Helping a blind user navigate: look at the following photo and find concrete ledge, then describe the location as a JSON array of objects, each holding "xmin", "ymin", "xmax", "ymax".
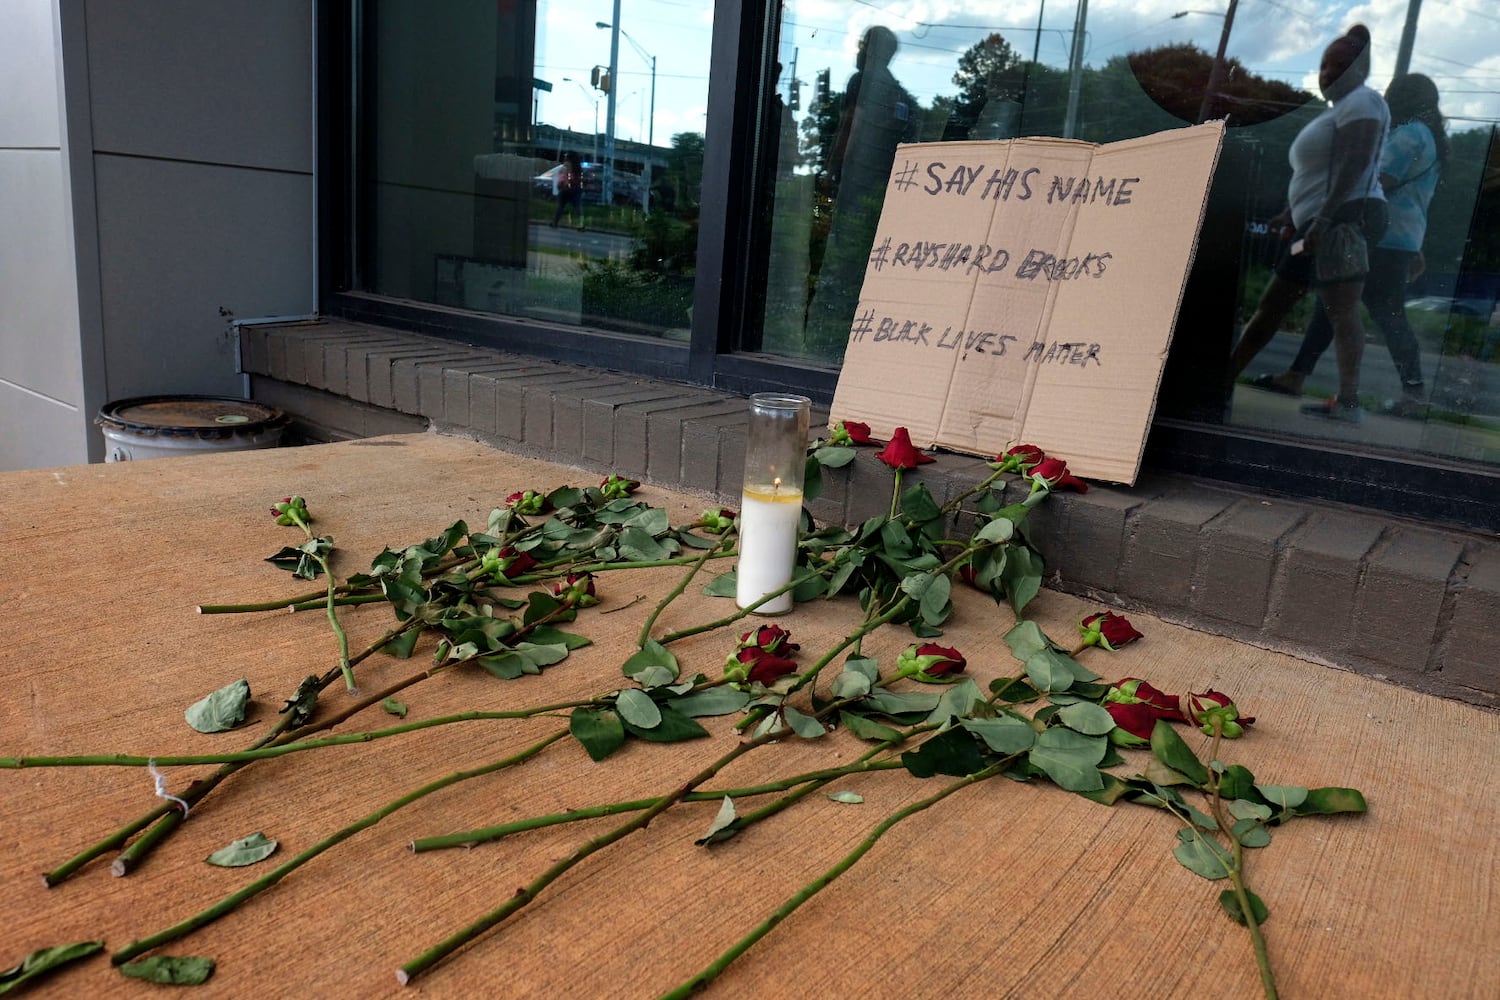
[{"xmin": 240, "ymin": 319, "xmax": 1500, "ymax": 708}]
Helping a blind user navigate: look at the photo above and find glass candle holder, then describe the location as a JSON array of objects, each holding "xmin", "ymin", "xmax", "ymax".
[{"xmin": 735, "ymin": 393, "xmax": 811, "ymax": 614}]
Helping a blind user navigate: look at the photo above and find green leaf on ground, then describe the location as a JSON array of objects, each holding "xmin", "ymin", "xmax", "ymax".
[
  {"xmin": 826, "ymin": 790, "xmax": 864, "ymax": 804},
  {"xmin": 205, "ymin": 832, "xmax": 279, "ymax": 868},
  {"xmin": 1056, "ymin": 701, "xmax": 1116, "ymax": 736},
  {"xmin": 621, "ymin": 704, "xmax": 710, "ymax": 743},
  {"xmin": 1028, "ymin": 728, "xmax": 1107, "ymax": 791},
  {"xmin": 901, "ymin": 728, "xmax": 988, "ymax": 778},
  {"xmin": 695, "ymin": 796, "xmax": 738, "ymax": 845},
  {"xmin": 703, "ymin": 569, "xmax": 737, "ymax": 597},
  {"xmin": 782, "ymin": 706, "xmax": 827, "ymax": 739},
  {"xmin": 1294, "ymin": 786, "xmax": 1368, "ymax": 816},
  {"xmin": 0, "ymin": 941, "xmax": 104, "ymax": 994},
  {"xmin": 622, "ymin": 640, "xmax": 679, "ymax": 681},
  {"xmin": 667, "ymin": 687, "xmax": 750, "ymax": 718},
  {"xmin": 1173, "ymin": 828, "xmax": 1234, "ymax": 879},
  {"xmin": 185, "ymin": 679, "xmax": 251, "ymax": 734},
  {"xmin": 119, "ymin": 955, "xmax": 216, "ymax": 985},
  {"xmin": 380, "ymin": 697, "xmax": 408, "ymax": 718},
  {"xmin": 839, "ymin": 712, "xmax": 904, "ymax": 743},
  {"xmin": 569, "ymin": 708, "xmax": 625, "ymax": 762},
  {"xmin": 961, "ymin": 715, "xmax": 1037, "ymax": 755},
  {"xmin": 614, "ymin": 688, "xmax": 662, "ymax": 729},
  {"xmin": 1219, "ymin": 888, "xmax": 1270, "ymax": 927},
  {"xmin": 1151, "ymin": 719, "xmax": 1211, "ymax": 786}
]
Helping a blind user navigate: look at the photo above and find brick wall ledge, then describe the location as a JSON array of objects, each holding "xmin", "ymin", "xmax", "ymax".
[{"xmin": 239, "ymin": 318, "xmax": 1500, "ymax": 708}]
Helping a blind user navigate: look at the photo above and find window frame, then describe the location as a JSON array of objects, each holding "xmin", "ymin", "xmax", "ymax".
[{"xmin": 315, "ymin": 0, "xmax": 1500, "ymax": 534}]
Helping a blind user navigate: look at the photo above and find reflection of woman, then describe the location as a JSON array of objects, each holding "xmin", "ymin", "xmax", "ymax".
[
  {"xmin": 1249, "ymin": 74, "xmax": 1447, "ymax": 417},
  {"xmin": 1229, "ymin": 25, "xmax": 1389, "ymax": 423},
  {"xmin": 551, "ymin": 151, "xmax": 584, "ymax": 229},
  {"xmin": 805, "ymin": 25, "xmax": 911, "ymax": 355}
]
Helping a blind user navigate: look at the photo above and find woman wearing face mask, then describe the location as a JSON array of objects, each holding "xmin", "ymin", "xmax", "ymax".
[{"xmin": 1229, "ymin": 24, "xmax": 1389, "ymax": 423}]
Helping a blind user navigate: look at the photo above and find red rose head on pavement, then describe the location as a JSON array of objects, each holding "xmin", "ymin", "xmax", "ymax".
[
  {"xmin": 551, "ymin": 572, "xmax": 599, "ymax": 608},
  {"xmin": 895, "ymin": 643, "xmax": 967, "ymax": 683},
  {"xmin": 599, "ymin": 474, "xmax": 641, "ymax": 500},
  {"xmin": 737, "ymin": 624, "xmax": 798, "ymax": 656},
  {"xmin": 1079, "ymin": 611, "xmax": 1145, "ymax": 651},
  {"xmin": 1104, "ymin": 700, "xmax": 1159, "ymax": 746},
  {"xmin": 874, "ymin": 427, "xmax": 935, "ymax": 470},
  {"xmin": 1182, "ymin": 690, "xmax": 1255, "ymax": 738}
]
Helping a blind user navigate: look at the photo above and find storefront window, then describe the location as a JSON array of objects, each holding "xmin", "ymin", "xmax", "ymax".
[
  {"xmin": 753, "ymin": 1, "xmax": 1499, "ymax": 473},
  {"xmin": 357, "ymin": 0, "xmax": 711, "ymax": 342}
]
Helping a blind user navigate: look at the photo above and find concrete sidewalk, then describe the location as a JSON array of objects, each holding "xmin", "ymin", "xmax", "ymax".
[{"xmin": 2, "ymin": 434, "xmax": 1496, "ymax": 998}]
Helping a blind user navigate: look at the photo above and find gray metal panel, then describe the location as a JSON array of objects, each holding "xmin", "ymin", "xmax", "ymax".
[
  {"xmin": 0, "ymin": 0, "xmax": 62, "ymax": 148},
  {"xmin": 92, "ymin": 153, "xmax": 313, "ymax": 398},
  {"xmin": 83, "ymin": 0, "xmax": 312, "ymax": 172},
  {"xmin": 0, "ymin": 149, "xmax": 84, "ymax": 404},
  {"xmin": 0, "ymin": 382, "xmax": 89, "ymax": 470}
]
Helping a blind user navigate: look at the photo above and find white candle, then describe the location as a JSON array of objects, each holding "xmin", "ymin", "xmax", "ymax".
[{"xmin": 736, "ymin": 481, "xmax": 802, "ymax": 614}]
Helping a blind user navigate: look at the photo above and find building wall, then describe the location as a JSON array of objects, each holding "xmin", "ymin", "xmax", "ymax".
[
  {"xmin": 0, "ymin": 0, "xmax": 317, "ymax": 472},
  {"xmin": 0, "ymin": 1, "xmax": 88, "ymax": 469}
]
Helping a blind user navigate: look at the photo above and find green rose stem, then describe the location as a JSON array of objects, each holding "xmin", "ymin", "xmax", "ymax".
[
  {"xmin": 109, "ymin": 727, "xmax": 570, "ymax": 968},
  {"xmin": 41, "ymin": 616, "xmax": 421, "ymax": 885},
  {"xmin": 1202, "ymin": 723, "xmax": 1279, "ymax": 1000},
  {"xmin": 635, "ymin": 535, "xmax": 733, "ymax": 649},
  {"xmin": 659, "ymin": 759, "xmax": 1009, "ymax": 1000},
  {"xmin": 394, "ymin": 721, "xmax": 800, "ymax": 986},
  {"xmin": 394, "ymin": 574, "xmax": 946, "ymax": 986},
  {"xmin": 0, "ymin": 702, "xmax": 608, "ymax": 770},
  {"xmin": 197, "ymin": 592, "xmax": 388, "ymax": 615},
  {"xmin": 407, "ymin": 758, "xmax": 906, "ymax": 853}
]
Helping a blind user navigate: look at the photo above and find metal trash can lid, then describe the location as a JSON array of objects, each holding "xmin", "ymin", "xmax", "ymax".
[{"xmin": 96, "ymin": 395, "xmax": 289, "ymax": 440}]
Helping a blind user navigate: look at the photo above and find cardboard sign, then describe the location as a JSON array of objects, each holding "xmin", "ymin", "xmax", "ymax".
[{"xmin": 829, "ymin": 122, "xmax": 1224, "ymax": 484}]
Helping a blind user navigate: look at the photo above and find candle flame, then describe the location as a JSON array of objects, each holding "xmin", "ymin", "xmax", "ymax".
[{"xmin": 773, "ymin": 476, "xmax": 782, "ymax": 494}]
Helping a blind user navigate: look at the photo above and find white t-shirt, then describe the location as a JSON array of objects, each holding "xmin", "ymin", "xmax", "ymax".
[{"xmin": 1286, "ymin": 85, "xmax": 1390, "ymax": 229}]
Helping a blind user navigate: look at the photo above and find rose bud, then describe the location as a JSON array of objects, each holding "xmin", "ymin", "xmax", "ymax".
[
  {"xmin": 1182, "ymin": 690, "xmax": 1255, "ymax": 738},
  {"xmin": 551, "ymin": 572, "xmax": 599, "ymax": 608},
  {"xmin": 1079, "ymin": 611, "xmax": 1145, "ymax": 651},
  {"xmin": 505, "ymin": 490, "xmax": 549, "ymax": 515},
  {"xmin": 874, "ymin": 427, "xmax": 935, "ymax": 470},
  {"xmin": 894, "ymin": 643, "xmax": 967, "ymax": 683},
  {"xmin": 599, "ymin": 474, "xmax": 641, "ymax": 500},
  {"xmin": 1104, "ymin": 700, "xmax": 1158, "ymax": 746},
  {"xmin": 724, "ymin": 647, "xmax": 799, "ymax": 687},
  {"xmin": 736, "ymin": 623, "xmax": 798, "ymax": 656},
  {"xmin": 989, "ymin": 443, "xmax": 1046, "ymax": 473},
  {"xmin": 701, "ymin": 508, "xmax": 738, "ymax": 534},
  {"xmin": 829, "ymin": 420, "xmax": 875, "ymax": 446},
  {"xmin": 270, "ymin": 496, "xmax": 310, "ymax": 526}
]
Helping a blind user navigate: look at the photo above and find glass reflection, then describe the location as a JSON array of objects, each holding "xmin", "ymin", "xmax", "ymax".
[
  {"xmin": 759, "ymin": 1, "xmax": 1499, "ymax": 467},
  {"xmin": 361, "ymin": 0, "xmax": 709, "ymax": 342}
]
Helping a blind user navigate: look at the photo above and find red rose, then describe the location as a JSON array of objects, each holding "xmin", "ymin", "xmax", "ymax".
[
  {"xmin": 834, "ymin": 420, "xmax": 874, "ymax": 445},
  {"xmin": 992, "ymin": 444, "xmax": 1045, "ymax": 473},
  {"xmin": 599, "ymin": 474, "xmax": 641, "ymax": 499},
  {"xmin": 1105, "ymin": 700, "xmax": 1158, "ymax": 745},
  {"xmin": 732, "ymin": 647, "xmax": 799, "ymax": 685},
  {"xmin": 1106, "ymin": 678, "xmax": 1179, "ymax": 716},
  {"xmin": 495, "ymin": 546, "xmax": 537, "ymax": 576},
  {"xmin": 895, "ymin": 642, "xmax": 967, "ymax": 682},
  {"xmin": 1181, "ymin": 690, "xmax": 1254, "ymax": 738},
  {"xmin": 737, "ymin": 624, "xmax": 798, "ymax": 655},
  {"xmin": 875, "ymin": 427, "xmax": 935, "ymax": 470},
  {"xmin": 1032, "ymin": 456, "xmax": 1088, "ymax": 493},
  {"xmin": 1080, "ymin": 611, "xmax": 1144, "ymax": 650},
  {"xmin": 550, "ymin": 571, "xmax": 598, "ymax": 608}
]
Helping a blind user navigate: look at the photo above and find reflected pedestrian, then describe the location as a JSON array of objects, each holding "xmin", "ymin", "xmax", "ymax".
[
  {"xmin": 551, "ymin": 150, "xmax": 585, "ymax": 230},
  {"xmin": 1229, "ymin": 25, "xmax": 1389, "ymax": 423}
]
